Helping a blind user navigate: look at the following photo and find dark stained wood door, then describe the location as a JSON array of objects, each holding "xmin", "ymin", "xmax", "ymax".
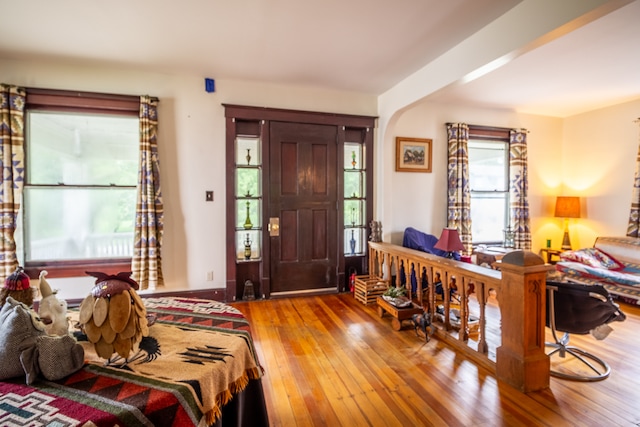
[{"xmin": 269, "ymin": 121, "xmax": 338, "ymax": 293}]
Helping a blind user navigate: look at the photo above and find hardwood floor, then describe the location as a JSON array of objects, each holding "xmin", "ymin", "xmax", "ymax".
[{"xmin": 233, "ymin": 293, "xmax": 640, "ymax": 427}]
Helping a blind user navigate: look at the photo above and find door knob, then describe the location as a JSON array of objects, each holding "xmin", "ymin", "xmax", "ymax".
[{"xmin": 268, "ymin": 217, "xmax": 280, "ymax": 236}]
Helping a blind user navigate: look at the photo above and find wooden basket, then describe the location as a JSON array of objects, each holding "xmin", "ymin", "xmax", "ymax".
[{"xmin": 354, "ymin": 275, "xmax": 389, "ymax": 305}]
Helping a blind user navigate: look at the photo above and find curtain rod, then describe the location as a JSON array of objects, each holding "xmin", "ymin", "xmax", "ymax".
[{"xmin": 445, "ymin": 123, "xmax": 529, "ymax": 133}]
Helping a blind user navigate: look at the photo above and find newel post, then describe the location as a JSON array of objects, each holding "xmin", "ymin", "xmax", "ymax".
[{"xmin": 496, "ymin": 250, "xmax": 553, "ymax": 392}]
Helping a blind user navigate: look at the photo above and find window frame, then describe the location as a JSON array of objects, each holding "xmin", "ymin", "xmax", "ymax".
[
  {"xmin": 22, "ymin": 88, "xmax": 139, "ymax": 279},
  {"xmin": 468, "ymin": 125, "xmax": 511, "ymax": 246}
]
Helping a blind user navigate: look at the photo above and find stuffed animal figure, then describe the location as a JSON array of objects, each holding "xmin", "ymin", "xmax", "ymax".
[
  {"xmin": 411, "ymin": 310, "xmax": 432, "ymax": 343},
  {"xmin": 0, "ymin": 266, "xmax": 34, "ymax": 308},
  {"xmin": 0, "ymin": 297, "xmax": 84, "ymax": 384},
  {"xmin": 37, "ymin": 270, "xmax": 70, "ymax": 336},
  {"xmin": 78, "ymin": 271, "xmax": 149, "ymax": 362}
]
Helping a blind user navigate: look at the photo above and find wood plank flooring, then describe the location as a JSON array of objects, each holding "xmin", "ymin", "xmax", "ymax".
[{"xmin": 233, "ymin": 293, "xmax": 640, "ymax": 427}]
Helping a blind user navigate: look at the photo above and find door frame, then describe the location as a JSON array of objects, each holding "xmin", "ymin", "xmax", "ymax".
[{"xmin": 224, "ymin": 104, "xmax": 376, "ymax": 301}]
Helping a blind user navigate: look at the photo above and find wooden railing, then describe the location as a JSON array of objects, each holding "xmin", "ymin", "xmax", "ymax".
[{"xmin": 368, "ymin": 241, "xmax": 553, "ymax": 392}]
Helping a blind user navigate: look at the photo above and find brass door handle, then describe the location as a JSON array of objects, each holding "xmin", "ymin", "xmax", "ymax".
[{"xmin": 268, "ymin": 217, "xmax": 280, "ymax": 236}]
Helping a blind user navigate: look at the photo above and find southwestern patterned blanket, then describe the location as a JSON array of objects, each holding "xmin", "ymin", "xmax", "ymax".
[{"xmin": 0, "ymin": 297, "xmax": 264, "ymax": 427}]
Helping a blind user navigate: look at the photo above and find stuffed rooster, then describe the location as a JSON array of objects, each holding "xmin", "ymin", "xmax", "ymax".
[{"xmin": 78, "ymin": 271, "xmax": 149, "ymax": 361}]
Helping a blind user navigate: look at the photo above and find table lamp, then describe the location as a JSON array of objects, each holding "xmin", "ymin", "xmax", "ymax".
[
  {"xmin": 434, "ymin": 228, "xmax": 465, "ymax": 259},
  {"xmin": 554, "ymin": 196, "xmax": 581, "ymax": 250}
]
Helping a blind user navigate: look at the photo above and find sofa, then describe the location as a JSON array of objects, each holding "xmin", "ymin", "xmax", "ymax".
[
  {"xmin": 555, "ymin": 236, "xmax": 640, "ymax": 305},
  {"xmin": 401, "ymin": 227, "xmax": 460, "ymax": 296}
]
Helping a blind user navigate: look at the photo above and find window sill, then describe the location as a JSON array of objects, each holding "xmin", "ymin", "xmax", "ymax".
[{"xmin": 24, "ymin": 259, "xmax": 132, "ymax": 279}]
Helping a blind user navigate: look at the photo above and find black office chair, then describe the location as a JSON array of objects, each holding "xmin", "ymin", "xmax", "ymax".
[{"xmin": 545, "ymin": 280, "xmax": 626, "ymax": 381}]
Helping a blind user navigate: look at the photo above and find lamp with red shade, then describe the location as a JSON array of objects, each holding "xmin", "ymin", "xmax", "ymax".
[{"xmin": 434, "ymin": 228, "xmax": 465, "ymax": 259}]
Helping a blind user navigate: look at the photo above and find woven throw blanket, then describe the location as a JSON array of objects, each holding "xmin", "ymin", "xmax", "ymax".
[{"xmin": 0, "ymin": 297, "xmax": 263, "ymax": 427}]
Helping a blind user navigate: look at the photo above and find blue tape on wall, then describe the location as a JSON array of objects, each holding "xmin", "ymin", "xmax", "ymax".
[{"xmin": 205, "ymin": 78, "xmax": 215, "ymax": 93}]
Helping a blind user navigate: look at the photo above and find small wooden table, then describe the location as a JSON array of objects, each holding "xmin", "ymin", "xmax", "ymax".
[
  {"xmin": 474, "ymin": 246, "xmax": 517, "ymax": 269},
  {"xmin": 539, "ymin": 248, "xmax": 565, "ymax": 264},
  {"xmin": 376, "ymin": 296, "xmax": 424, "ymax": 331}
]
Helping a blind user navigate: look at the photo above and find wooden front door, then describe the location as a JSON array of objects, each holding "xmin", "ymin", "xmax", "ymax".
[{"xmin": 269, "ymin": 121, "xmax": 338, "ymax": 294}]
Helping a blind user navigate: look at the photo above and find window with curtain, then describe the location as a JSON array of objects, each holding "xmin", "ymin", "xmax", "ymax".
[
  {"xmin": 446, "ymin": 123, "xmax": 530, "ymax": 250},
  {"xmin": 468, "ymin": 125, "xmax": 511, "ymax": 245},
  {"xmin": 20, "ymin": 89, "xmax": 140, "ymax": 278},
  {"xmin": 468, "ymin": 139, "xmax": 509, "ymax": 244}
]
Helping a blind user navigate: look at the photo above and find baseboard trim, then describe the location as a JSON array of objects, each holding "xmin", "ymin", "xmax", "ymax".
[{"xmin": 269, "ymin": 287, "xmax": 338, "ymax": 299}]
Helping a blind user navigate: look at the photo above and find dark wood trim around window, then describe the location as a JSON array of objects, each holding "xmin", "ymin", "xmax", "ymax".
[
  {"xmin": 24, "ymin": 259, "xmax": 132, "ymax": 280},
  {"xmin": 468, "ymin": 124, "xmax": 510, "ymax": 141},
  {"xmin": 26, "ymin": 88, "xmax": 140, "ymax": 116},
  {"xmin": 23, "ymin": 88, "xmax": 141, "ymax": 278}
]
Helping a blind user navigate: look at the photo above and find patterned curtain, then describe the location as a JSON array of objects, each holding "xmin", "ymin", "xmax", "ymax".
[
  {"xmin": 509, "ymin": 129, "xmax": 531, "ymax": 249},
  {"xmin": 445, "ymin": 123, "xmax": 472, "ymax": 254},
  {"xmin": 132, "ymin": 96, "xmax": 164, "ymax": 290},
  {"xmin": 626, "ymin": 120, "xmax": 640, "ymax": 237},
  {"xmin": 0, "ymin": 84, "xmax": 26, "ymax": 279}
]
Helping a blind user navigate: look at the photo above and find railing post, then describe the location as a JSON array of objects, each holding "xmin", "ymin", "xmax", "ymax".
[{"xmin": 496, "ymin": 250, "xmax": 552, "ymax": 392}]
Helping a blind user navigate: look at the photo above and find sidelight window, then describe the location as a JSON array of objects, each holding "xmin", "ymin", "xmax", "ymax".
[{"xmin": 344, "ymin": 141, "xmax": 366, "ymax": 256}]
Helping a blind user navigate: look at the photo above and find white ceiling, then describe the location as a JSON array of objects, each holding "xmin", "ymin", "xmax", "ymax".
[
  {"xmin": 429, "ymin": 0, "xmax": 640, "ymax": 117},
  {"xmin": 1, "ymin": 0, "xmax": 639, "ymax": 118}
]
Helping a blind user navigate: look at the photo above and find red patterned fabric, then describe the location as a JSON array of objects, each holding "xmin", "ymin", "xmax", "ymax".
[
  {"xmin": 0, "ymin": 297, "xmax": 264, "ymax": 426},
  {"xmin": 560, "ymin": 247, "xmax": 624, "ymax": 271}
]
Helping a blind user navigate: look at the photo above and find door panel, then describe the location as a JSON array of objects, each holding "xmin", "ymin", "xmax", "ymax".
[
  {"xmin": 280, "ymin": 209, "xmax": 298, "ymax": 261},
  {"xmin": 270, "ymin": 121, "xmax": 337, "ymax": 293}
]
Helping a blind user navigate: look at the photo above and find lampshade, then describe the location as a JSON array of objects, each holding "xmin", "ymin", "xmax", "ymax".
[
  {"xmin": 554, "ymin": 196, "xmax": 581, "ymax": 218},
  {"xmin": 434, "ymin": 228, "xmax": 464, "ymax": 252}
]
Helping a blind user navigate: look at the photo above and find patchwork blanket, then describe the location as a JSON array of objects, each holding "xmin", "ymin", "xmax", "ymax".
[
  {"xmin": 555, "ymin": 237, "xmax": 640, "ymax": 305},
  {"xmin": 0, "ymin": 297, "xmax": 264, "ymax": 427},
  {"xmin": 556, "ymin": 261, "xmax": 640, "ymax": 287}
]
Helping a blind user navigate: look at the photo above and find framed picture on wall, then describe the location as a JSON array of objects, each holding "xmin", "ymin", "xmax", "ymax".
[{"xmin": 396, "ymin": 137, "xmax": 432, "ymax": 172}]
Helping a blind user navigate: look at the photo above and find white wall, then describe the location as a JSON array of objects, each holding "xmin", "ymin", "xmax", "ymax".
[
  {"xmin": 3, "ymin": 57, "xmax": 638, "ymax": 299},
  {"xmin": 379, "ymin": 101, "xmax": 564, "ymax": 248},
  {"xmin": 560, "ymin": 98, "xmax": 640, "ymax": 249},
  {"xmin": 0, "ymin": 58, "xmax": 377, "ymax": 300},
  {"xmin": 380, "ymin": 97, "xmax": 640, "ymax": 255}
]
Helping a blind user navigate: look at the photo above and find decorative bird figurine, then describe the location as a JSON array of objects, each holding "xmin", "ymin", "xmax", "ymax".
[{"xmin": 78, "ymin": 271, "xmax": 149, "ymax": 362}]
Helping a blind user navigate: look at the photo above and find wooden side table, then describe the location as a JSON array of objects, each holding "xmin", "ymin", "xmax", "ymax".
[
  {"xmin": 376, "ymin": 296, "xmax": 423, "ymax": 331},
  {"xmin": 539, "ymin": 248, "xmax": 564, "ymax": 264}
]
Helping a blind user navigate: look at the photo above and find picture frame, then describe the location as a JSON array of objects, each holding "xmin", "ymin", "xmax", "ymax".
[{"xmin": 395, "ymin": 137, "xmax": 432, "ymax": 172}]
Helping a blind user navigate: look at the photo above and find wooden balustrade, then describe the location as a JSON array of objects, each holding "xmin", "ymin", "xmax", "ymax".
[{"xmin": 367, "ymin": 241, "xmax": 553, "ymax": 392}]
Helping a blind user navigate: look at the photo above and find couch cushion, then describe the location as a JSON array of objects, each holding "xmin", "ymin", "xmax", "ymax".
[{"xmin": 560, "ymin": 247, "xmax": 624, "ymax": 271}]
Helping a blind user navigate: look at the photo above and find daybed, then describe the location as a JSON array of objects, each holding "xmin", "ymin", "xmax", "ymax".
[
  {"xmin": 0, "ymin": 297, "xmax": 269, "ymax": 426},
  {"xmin": 555, "ymin": 236, "xmax": 640, "ymax": 306}
]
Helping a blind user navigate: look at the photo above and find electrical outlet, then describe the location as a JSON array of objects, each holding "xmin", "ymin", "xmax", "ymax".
[{"xmin": 206, "ymin": 271, "xmax": 214, "ymax": 281}]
